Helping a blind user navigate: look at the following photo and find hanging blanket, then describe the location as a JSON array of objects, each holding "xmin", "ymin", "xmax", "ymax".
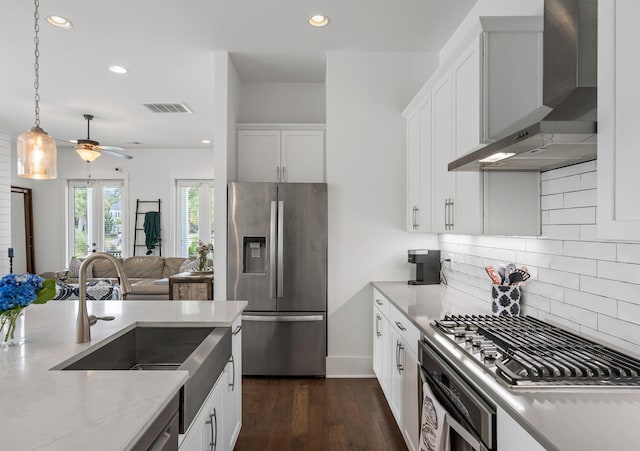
[{"xmin": 53, "ymin": 280, "xmax": 123, "ymax": 301}]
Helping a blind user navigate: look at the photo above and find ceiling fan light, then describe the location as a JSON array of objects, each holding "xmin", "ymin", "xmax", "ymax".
[
  {"xmin": 75, "ymin": 144, "xmax": 101, "ymax": 162},
  {"xmin": 17, "ymin": 126, "xmax": 57, "ymax": 179}
]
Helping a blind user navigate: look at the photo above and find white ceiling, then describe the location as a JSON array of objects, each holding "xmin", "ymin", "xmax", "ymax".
[{"xmin": 0, "ymin": 0, "xmax": 476, "ymax": 151}]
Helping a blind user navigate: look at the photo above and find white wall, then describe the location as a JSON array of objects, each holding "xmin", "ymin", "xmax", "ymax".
[
  {"xmin": 238, "ymin": 83, "xmax": 325, "ymax": 124},
  {"xmin": 440, "ymin": 161, "xmax": 640, "ymax": 358},
  {"xmin": 325, "ymin": 52, "xmax": 439, "ymax": 376},
  {"xmin": 30, "ymin": 145, "xmax": 213, "ymax": 273}
]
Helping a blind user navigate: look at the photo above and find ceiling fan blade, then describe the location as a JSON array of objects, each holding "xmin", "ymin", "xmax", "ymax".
[
  {"xmin": 100, "ymin": 148, "xmax": 133, "ymax": 160},
  {"xmin": 96, "ymin": 145, "xmax": 125, "ymax": 151}
]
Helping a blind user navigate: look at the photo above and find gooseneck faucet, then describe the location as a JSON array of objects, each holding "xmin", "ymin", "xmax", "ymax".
[{"xmin": 77, "ymin": 252, "xmax": 132, "ymax": 343}]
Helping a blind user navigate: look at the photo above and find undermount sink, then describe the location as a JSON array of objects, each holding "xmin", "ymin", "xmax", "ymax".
[{"xmin": 53, "ymin": 325, "xmax": 231, "ymax": 433}]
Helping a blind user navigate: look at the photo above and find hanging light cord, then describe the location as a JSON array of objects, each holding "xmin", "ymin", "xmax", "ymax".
[{"xmin": 33, "ymin": 0, "xmax": 41, "ymax": 129}]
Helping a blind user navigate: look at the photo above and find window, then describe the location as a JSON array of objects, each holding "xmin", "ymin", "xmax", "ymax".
[
  {"xmin": 176, "ymin": 180, "xmax": 214, "ymax": 257},
  {"xmin": 68, "ymin": 180, "xmax": 125, "ymax": 259}
]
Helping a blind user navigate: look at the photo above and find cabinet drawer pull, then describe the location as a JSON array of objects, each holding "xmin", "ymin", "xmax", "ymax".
[
  {"xmin": 233, "ymin": 325, "xmax": 242, "ymax": 335},
  {"xmin": 375, "ymin": 314, "xmax": 381, "ymax": 338},
  {"xmin": 229, "ymin": 354, "xmax": 236, "ymax": 391},
  {"xmin": 398, "ymin": 342, "xmax": 404, "ymax": 373},
  {"xmin": 375, "ymin": 299, "xmax": 383, "ymax": 306},
  {"xmin": 206, "ymin": 409, "xmax": 217, "ymax": 451},
  {"xmin": 395, "ymin": 321, "xmax": 406, "ymax": 331}
]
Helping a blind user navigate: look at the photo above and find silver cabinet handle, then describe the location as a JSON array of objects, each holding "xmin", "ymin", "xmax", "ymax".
[
  {"xmin": 375, "ymin": 299, "xmax": 383, "ymax": 306},
  {"xmin": 449, "ymin": 198, "xmax": 454, "ymax": 230},
  {"xmin": 242, "ymin": 314, "xmax": 323, "ymax": 322},
  {"xmin": 229, "ymin": 354, "xmax": 235, "ymax": 391},
  {"xmin": 395, "ymin": 340, "xmax": 400, "ymax": 372},
  {"xmin": 282, "ymin": 165, "xmax": 286, "ymax": 182},
  {"xmin": 414, "ymin": 206, "xmax": 420, "ymax": 229},
  {"xmin": 395, "ymin": 321, "xmax": 406, "ymax": 331},
  {"xmin": 232, "ymin": 325, "xmax": 242, "ymax": 335},
  {"xmin": 398, "ymin": 342, "xmax": 404, "ymax": 373},
  {"xmin": 269, "ymin": 201, "xmax": 277, "ymax": 299},
  {"xmin": 277, "ymin": 200, "xmax": 284, "ymax": 298},
  {"xmin": 375, "ymin": 314, "xmax": 381, "ymax": 338},
  {"xmin": 206, "ymin": 409, "xmax": 217, "ymax": 451},
  {"xmin": 444, "ymin": 199, "xmax": 448, "ymax": 230}
]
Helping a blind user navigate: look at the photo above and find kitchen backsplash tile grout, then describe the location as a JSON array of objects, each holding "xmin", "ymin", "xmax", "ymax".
[{"xmin": 439, "ymin": 160, "xmax": 640, "ymax": 358}]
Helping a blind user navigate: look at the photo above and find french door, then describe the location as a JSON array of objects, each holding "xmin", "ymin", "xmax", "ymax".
[{"xmin": 68, "ymin": 180, "xmax": 125, "ymax": 258}]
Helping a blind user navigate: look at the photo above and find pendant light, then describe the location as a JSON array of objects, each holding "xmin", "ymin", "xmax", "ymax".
[{"xmin": 17, "ymin": 0, "xmax": 57, "ymax": 179}]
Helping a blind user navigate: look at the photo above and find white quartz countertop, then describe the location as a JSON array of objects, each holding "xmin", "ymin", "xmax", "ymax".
[
  {"xmin": 0, "ymin": 299, "xmax": 247, "ymax": 451},
  {"xmin": 372, "ymin": 281, "xmax": 640, "ymax": 451}
]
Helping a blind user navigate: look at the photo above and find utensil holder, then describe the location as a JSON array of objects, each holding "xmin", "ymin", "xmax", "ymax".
[{"xmin": 491, "ymin": 285, "xmax": 521, "ymax": 317}]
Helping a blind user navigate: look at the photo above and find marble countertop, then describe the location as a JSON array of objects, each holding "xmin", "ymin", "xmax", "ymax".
[
  {"xmin": 0, "ymin": 299, "xmax": 247, "ymax": 451},
  {"xmin": 372, "ymin": 281, "xmax": 640, "ymax": 451}
]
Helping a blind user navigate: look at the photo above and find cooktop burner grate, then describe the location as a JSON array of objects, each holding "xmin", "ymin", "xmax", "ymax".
[{"xmin": 435, "ymin": 315, "xmax": 640, "ymax": 386}]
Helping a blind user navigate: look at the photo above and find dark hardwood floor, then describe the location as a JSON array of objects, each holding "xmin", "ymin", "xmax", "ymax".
[{"xmin": 234, "ymin": 377, "xmax": 408, "ymax": 451}]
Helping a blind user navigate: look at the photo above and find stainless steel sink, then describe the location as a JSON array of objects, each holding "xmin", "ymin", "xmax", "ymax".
[{"xmin": 53, "ymin": 325, "xmax": 231, "ymax": 433}]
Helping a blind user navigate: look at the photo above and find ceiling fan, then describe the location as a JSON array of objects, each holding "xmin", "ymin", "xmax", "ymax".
[{"xmin": 72, "ymin": 114, "xmax": 133, "ymax": 162}]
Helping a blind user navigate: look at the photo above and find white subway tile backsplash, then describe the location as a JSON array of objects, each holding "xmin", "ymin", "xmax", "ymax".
[
  {"xmin": 438, "ymin": 161, "xmax": 640, "ymax": 353},
  {"xmin": 541, "ymin": 174, "xmax": 581, "ymax": 195},
  {"xmin": 580, "ymin": 275, "xmax": 640, "ymax": 306},
  {"xmin": 564, "ymin": 289, "xmax": 617, "ymax": 316},
  {"xmin": 548, "ymin": 207, "xmax": 596, "ymax": 225},
  {"xmin": 580, "ymin": 171, "xmax": 597, "ymax": 190},
  {"xmin": 617, "ymin": 243, "xmax": 640, "ymax": 264},
  {"xmin": 550, "ymin": 301, "xmax": 598, "ymax": 329},
  {"xmin": 598, "ymin": 260, "xmax": 640, "ymax": 285},
  {"xmin": 563, "ymin": 189, "xmax": 597, "ymax": 208},
  {"xmin": 564, "ymin": 241, "xmax": 616, "ymax": 261},
  {"xmin": 549, "ymin": 255, "xmax": 597, "ymax": 276},
  {"xmin": 541, "ymin": 194, "xmax": 564, "ymax": 210},
  {"xmin": 541, "ymin": 224, "xmax": 581, "ymax": 240}
]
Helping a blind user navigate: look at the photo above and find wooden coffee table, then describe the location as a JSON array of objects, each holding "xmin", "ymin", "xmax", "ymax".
[{"xmin": 168, "ymin": 272, "xmax": 214, "ymax": 300}]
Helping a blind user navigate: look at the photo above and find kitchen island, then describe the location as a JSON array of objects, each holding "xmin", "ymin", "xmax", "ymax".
[
  {"xmin": 372, "ymin": 281, "xmax": 640, "ymax": 451},
  {"xmin": 0, "ymin": 299, "xmax": 246, "ymax": 451}
]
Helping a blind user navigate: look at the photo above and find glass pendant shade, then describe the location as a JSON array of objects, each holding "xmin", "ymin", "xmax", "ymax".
[
  {"xmin": 17, "ymin": 126, "xmax": 57, "ymax": 179},
  {"xmin": 75, "ymin": 144, "xmax": 101, "ymax": 162}
]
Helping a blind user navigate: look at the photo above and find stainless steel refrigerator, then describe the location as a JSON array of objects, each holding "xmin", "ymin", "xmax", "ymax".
[{"xmin": 227, "ymin": 182, "xmax": 327, "ymax": 376}]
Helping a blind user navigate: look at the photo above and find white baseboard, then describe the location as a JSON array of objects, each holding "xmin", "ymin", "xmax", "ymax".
[{"xmin": 326, "ymin": 356, "xmax": 374, "ymax": 378}]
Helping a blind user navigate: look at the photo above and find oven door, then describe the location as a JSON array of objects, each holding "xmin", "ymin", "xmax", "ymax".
[{"xmin": 419, "ymin": 341, "xmax": 495, "ymax": 451}]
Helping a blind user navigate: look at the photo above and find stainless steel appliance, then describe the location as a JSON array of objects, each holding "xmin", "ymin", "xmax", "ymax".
[
  {"xmin": 419, "ymin": 338, "xmax": 496, "ymax": 451},
  {"xmin": 227, "ymin": 182, "xmax": 327, "ymax": 376},
  {"xmin": 449, "ymin": 0, "xmax": 598, "ymax": 172},
  {"xmin": 408, "ymin": 249, "xmax": 441, "ymax": 285},
  {"xmin": 432, "ymin": 315, "xmax": 640, "ymax": 389}
]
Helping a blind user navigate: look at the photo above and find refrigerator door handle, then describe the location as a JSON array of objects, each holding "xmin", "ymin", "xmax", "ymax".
[
  {"xmin": 277, "ymin": 200, "xmax": 284, "ymax": 298},
  {"xmin": 242, "ymin": 314, "xmax": 324, "ymax": 322},
  {"xmin": 269, "ymin": 201, "xmax": 277, "ymax": 299}
]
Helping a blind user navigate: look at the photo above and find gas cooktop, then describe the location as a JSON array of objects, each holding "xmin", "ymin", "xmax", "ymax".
[{"xmin": 433, "ymin": 315, "xmax": 640, "ymax": 389}]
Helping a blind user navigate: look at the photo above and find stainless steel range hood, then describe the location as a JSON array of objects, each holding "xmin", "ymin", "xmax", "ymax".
[{"xmin": 449, "ymin": 0, "xmax": 597, "ymax": 171}]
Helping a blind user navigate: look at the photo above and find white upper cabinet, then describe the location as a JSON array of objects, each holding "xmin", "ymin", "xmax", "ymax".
[
  {"xmin": 404, "ymin": 16, "xmax": 543, "ymax": 236},
  {"xmin": 597, "ymin": 0, "xmax": 640, "ymax": 240},
  {"xmin": 237, "ymin": 126, "xmax": 325, "ymax": 183}
]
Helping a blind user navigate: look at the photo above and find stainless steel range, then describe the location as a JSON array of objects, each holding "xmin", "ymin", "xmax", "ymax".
[{"xmin": 433, "ymin": 315, "xmax": 640, "ymax": 389}]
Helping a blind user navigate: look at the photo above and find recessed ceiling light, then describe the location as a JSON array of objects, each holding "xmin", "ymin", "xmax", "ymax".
[
  {"xmin": 109, "ymin": 65, "xmax": 128, "ymax": 74},
  {"xmin": 308, "ymin": 15, "xmax": 330, "ymax": 27},
  {"xmin": 201, "ymin": 140, "xmax": 211, "ymax": 144},
  {"xmin": 46, "ymin": 15, "xmax": 73, "ymax": 29}
]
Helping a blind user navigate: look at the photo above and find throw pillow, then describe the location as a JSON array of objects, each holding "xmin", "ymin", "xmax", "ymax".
[
  {"xmin": 67, "ymin": 257, "xmax": 94, "ymax": 278},
  {"xmin": 179, "ymin": 258, "xmax": 198, "ymax": 273}
]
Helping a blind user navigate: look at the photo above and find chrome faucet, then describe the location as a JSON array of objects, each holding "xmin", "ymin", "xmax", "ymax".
[{"xmin": 77, "ymin": 252, "xmax": 132, "ymax": 343}]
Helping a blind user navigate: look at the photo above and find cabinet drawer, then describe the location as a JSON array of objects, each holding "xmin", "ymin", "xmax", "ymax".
[
  {"xmin": 373, "ymin": 288, "xmax": 390, "ymax": 318},
  {"xmin": 388, "ymin": 305, "xmax": 420, "ymax": 356}
]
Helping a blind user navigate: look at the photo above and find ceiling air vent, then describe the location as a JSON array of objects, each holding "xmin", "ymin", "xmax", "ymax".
[{"xmin": 143, "ymin": 103, "xmax": 192, "ymax": 113}]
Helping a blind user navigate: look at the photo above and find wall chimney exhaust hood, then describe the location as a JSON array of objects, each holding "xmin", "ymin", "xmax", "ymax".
[{"xmin": 449, "ymin": 0, "xmax": 597, "ymax": 172}]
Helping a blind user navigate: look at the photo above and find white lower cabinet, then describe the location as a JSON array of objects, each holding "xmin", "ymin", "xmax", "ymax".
[
  {"xmin": 497, "ymin": 407, "xmax": 545, "ymax": 451},
  {"xmin": 225, "ymin": 318, "xmax": 242, "ymax": 451},
  {"xmin": 180, "ymin": 372, "xmax": 226, "ymax": 451},
  {"xmin": 373, "ymin": 292, "xmax": 420, "ymax": 451},
  {"xmin": 180, "ymin": 319, "xmax": 243, "ymax": 451}
]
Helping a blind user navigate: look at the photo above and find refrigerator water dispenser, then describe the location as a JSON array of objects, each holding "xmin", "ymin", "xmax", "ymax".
[{"xmin": 243, "ymin": 237, "xmax": 266, "ymax": 273}]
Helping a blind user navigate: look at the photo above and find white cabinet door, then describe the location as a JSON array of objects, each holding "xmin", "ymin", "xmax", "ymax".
[
  {"xmin": 225, "ymin": 319, "xmax": 242, "ymax": 451},
  {"xmin": 597, "ymin": 0, "xmax": 640, "ymax": 240},
  {"xmin": 407, "ymin": 111, "xmax": 421, "ymax": 232},
  {"xmin": 280, "ymin": 130, "xmax": 324, "ymax": 182},
  {"xmin": 180, "ymin": 373, "xmax": 226, "ymax": 451},
  {"xmin": 497, "ymin": 407, "xmax": 545, "ymax": 451},
  {"xmin": 389, "ymin": 328, "xmax": 405, "ymax": 428},
  {"xmin": 431, "ymin": 71, "xmax": 455, "ymax": 234},
  {"xmin": 237, "ymin": 130, "xmax": 281, "ymax": 182},
  {"xmin": 402, "ymin": 347, "xmax": 419, "ymax": 451},
  {"xmin": 373, "ymin": 304, "xmax": 390, "ymax": 398}
]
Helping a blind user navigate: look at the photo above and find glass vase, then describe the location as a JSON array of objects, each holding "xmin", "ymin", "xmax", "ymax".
[{"xmin": 0, "ymin": 308, "xmax": 25, "ymax": 348}]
